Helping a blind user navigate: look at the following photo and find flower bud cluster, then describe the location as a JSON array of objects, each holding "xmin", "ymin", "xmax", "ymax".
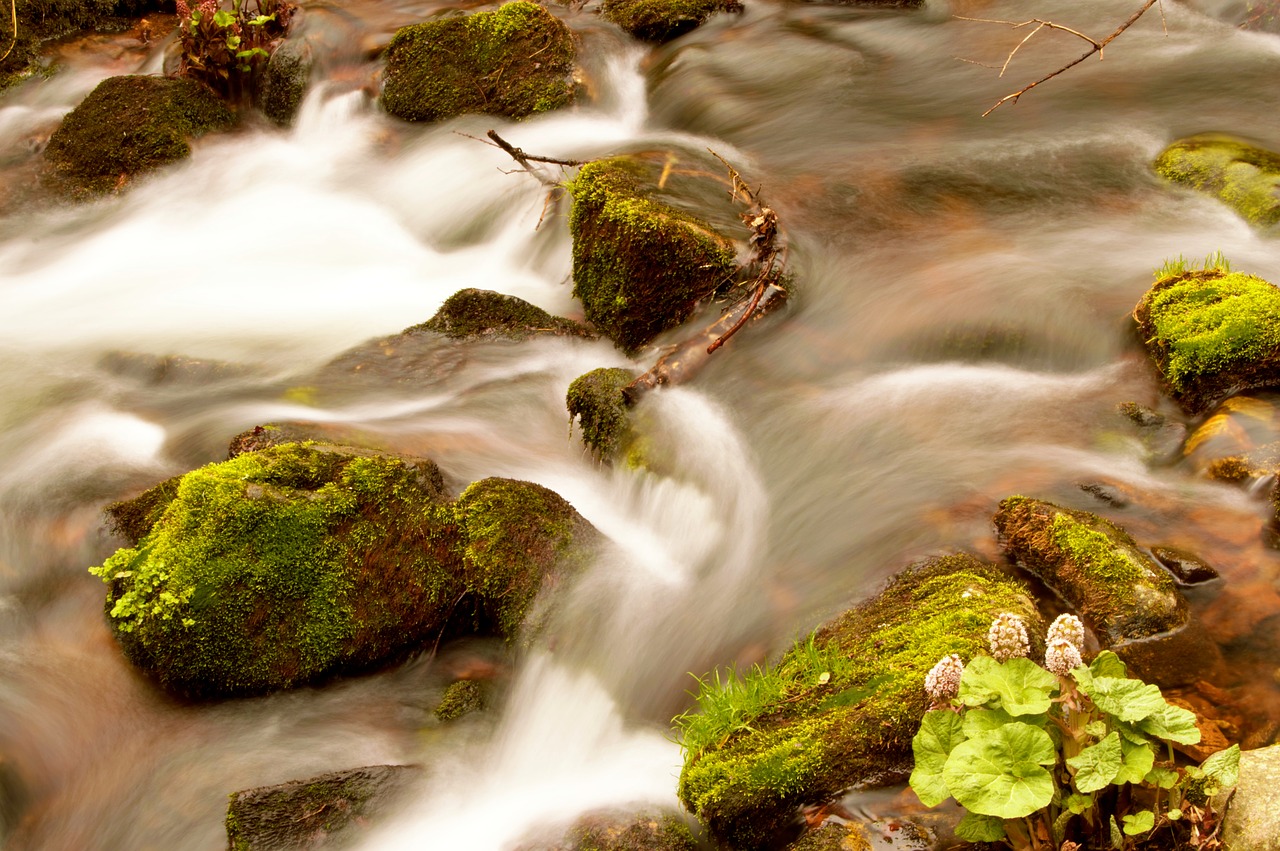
[
  {"xmin": 925, "ymin": 654, "xmax": 965, "ymax": 701},
  {"xmin": 987, "ymin": 612, "xmax": 1030, "ymax": 662},
  {"xmin": 1045, "ymin": 637, "xmax": 1084, "ymax": 676}
]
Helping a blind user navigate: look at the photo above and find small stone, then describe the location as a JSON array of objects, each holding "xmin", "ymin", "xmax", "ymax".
[{"xmin": 1151, "ymin": 546, "xmax": 1221, "ymax": 585}]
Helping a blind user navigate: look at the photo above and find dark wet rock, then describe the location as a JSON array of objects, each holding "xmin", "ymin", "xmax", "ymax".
[
  {"xmin": 569, "ymin": 157, "xmax": 737, "ymax": 354},
  {"xmin": 993, "ymin": 496, "xmax": 1220, "ymax": 686},
  {"xmin": 103, "ymin": 476, "xmax": 181, "ymax": 546},
  {"xmin": 784, "ymin": 823, "xmax": 872, "ymax": 851},
  {"xmin": 42, "ymin": 75, "xmax": 235, "ymax": 198},
  {"xmin": 794, "ymin": 0, "xmax": 922, "ymax": 5},
  {"xmin": 1205, "ymin": 438, "xmax": 1280, "ymax": 485},
  {"xmin": 601, "ymin": 0, "xmax": 742, "ymax": 43},
  {"xmin": 1154, "ymin": 134, "xmax": 1280, "ymax": 227},
  {"xmin": 1117, "ymin": 401, "xmax": 1187, "ymax": 465},
  {"xmin": 1078, "ymin": 481, "xmax": 1130, "ymax": 508},
  {"xmin": 380, "ymin": 1, "xmax": 577, "ymax": 123},
  {"xmin": 785, "ymin": 819, "xmax": 932, "ymax": 851},
  {"xmin": 224, "ymin": 422, "xmax": 396, "ymax": 463},
  {"xmin": 417, "ymin": 289, "xmax": 593, "ymax": 341},
  {"xmin": 434, "ymin": 679, "xmax": 485, "ymax": 721},
  {"xmin": 90, "ymin": 443, "xmax": 597, "ymax": 697},
  {"xmin": 566, "ymin": 367, "xmax": 636, "ymax": 459},
  {"xmin": 98, "ymin": 351, "xmax": 249, "ymax": 385},
  {"xmin": 2, "ymin": 0, "xmax": 168, "ymax": 90},
  {"xmin": 518, "ymin": 808, "xmax": 700, "ymax": 851},
  {"xmin": 258, "ymin": 36, "xmax": 313, "ymax": 126},
  {"xmin": 1214, "ymin": 744, "xmax": 1280, "ymax": 851},
  {"xmin": 1133, "ymin": 270, "xmax": 1280, "ymax": 415},
  {"xmin": 1152, "ymin": 545, "xmax": 1221, "ymax": 586},
  {"xmin": 677, "ymin": 554, "xmax": 1040, "ymax": 849},
  {"xmin": 225, "ymin": 764, "xmax": 421, "ymax": 851}
]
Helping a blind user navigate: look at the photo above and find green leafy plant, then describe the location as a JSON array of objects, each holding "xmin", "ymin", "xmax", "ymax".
[
  {"xmin": 910, "ymin": 613, "xmax": 1239, "ymax": 850},
  {"xmin": 1153, "ymin": 251, "xmax": 1232, "ymax": 281},
  {"xmin": 175, "ymin": 0, "xmax": 294, "ymax": 101}
]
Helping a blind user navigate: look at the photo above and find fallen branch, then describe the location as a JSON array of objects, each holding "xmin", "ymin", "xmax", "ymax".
[
  {"xmin": 965, "ymin": 0, "xmax": 1162, "ymax": 116},
  {"xmin": 459, "ymin": 129, "xmax": 585, "ymax": 186}
]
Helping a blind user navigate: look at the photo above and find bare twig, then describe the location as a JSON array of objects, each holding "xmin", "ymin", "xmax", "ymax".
[
  {"xmin": 457, "ymin": 130, "xmax": 586, "ymax": 187},
  {"xmin": 962, "ymin": 0, "xmax": 1161, "ymax": 116}
]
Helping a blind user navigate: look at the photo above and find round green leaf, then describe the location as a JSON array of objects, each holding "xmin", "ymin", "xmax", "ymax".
[
  {"xmin": 943, "ymin": 722, "xmax": 1057, "ymax": 818},
  {"xmin": 910, "ymin": 710, "xmax": 966, "ymax": 807},
  {"xmin": 1115, "ymin": 737, "xmax": 1156, "ymax": 785},
  {"xmin": 1122, "ymin": 810, "xmax": 1155, "ymax": 835},
  {"xmin": 955, "ymin": 811, "xmax": 1006, "ymax": 842},
  {"xmin": 958, "ymin": 656, "xmax": 1057, "ymax": 716},
  {"xmin": 1067, "ymin": 731, "xmax": 1122, "ymax": 793}
]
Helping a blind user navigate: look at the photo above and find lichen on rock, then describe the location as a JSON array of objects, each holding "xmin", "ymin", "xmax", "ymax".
[
  {"xmin": 675, "ymin": 554, "xmax": 1040, "ymax": 849},
  {"xmin": 569, "ymin": 157, "xmax": 738, "ymax": 354},
  {"xmin": 380, "ymin": 1, "xmax": 577, "ymax": 123},
  {"xmin": 42, "ymin": 75, "xmax": 235, "ymax": 198},
  {"xmin": 418, "ymin": 289, "xmax": 592, "ymax": 341},
  {"xmin": 1133, "ymin": 269, "xmax": 1280, "ymax": 414},
  {"xmin": 600, "ymin": 0, "xmax": 742, "ymax": 44},
  {"xmin": 1154, "ymin": 134, "xmax": 1280, "ymax": 227},
  {"xmin": 566, "ymin": 367, "xmax": 636, "ymax": 459}
]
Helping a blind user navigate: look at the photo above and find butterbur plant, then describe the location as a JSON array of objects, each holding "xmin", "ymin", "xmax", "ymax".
[
  {"xmin": 176, "ymin": 0, "xmax": 294, "ymax": 101},
  {"xmin": 910, "ymin": 613, "xmax": 1240, "ymax": 850}
]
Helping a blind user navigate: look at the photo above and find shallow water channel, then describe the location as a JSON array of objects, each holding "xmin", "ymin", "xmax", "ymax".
[{"xmin": 2, "ymin": 0, "xmax": 1280, "ymax": 848}]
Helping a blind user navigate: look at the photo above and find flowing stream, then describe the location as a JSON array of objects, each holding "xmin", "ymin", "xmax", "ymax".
[{"xmin": 3, "ymin": 0, "xmax": 1280, "ymax": 848}]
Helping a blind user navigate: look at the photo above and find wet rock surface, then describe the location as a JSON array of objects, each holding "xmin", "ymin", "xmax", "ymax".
[
  {"xmin": 1154, "ymin": 134, "xmax": 1280, "ymax": 227},
  {"xmin": 417, "ymin": 288, "xmax": 593, "ymax": 341},
  {"xmin": 1215, "ymin": 744, "xmax": 1280, "ymax": 851},
  {"xmin": 601, "ymin": 0, "xmax": 743, "ymax": 44}
]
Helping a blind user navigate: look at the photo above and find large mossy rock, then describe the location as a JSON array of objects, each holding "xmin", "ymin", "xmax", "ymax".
[
  {"xmin": 225, "ymin": 764, "xmax": 421, "ymax": 851},
  {"xmin": 600, "ymin": 0, "xmax": 742, "ymax": 43},
  {"xmin": 418, "ymin": 288, "xmax": 592, "ymax": 341},
  {"xmin": 566, "ymin": 367, "xmax": 636, "ymax": 459},
  {"xmin": 42, "ymin": 75, "xmax": 235, "ymax": 198},
  {"xmin": 1154, "ymin": 134, "xmax": 1280, "ymax": 227},
  {"xmin": 91, "ymin": 443, "xmax": 597, "ymax": 697},
  {"xmin": 257, "ymin": 37, "xmax": 314, "ymax": 126},
  {"xmin": 569, "ymin": 157, "xmax": 737, "ymax": 354},
  {"xmin": 380, "ymin": 1, "xmax": 576, "ymax": 123},
  {"xmin": 676, "ymin": 554, "xmax": 1041, "ymax": 849},
  {"xmin": 1133, "ymin": 269, "xmax": 1280, "ymax": 414}
]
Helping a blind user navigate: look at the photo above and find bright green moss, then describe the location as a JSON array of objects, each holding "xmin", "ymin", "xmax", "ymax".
[
  {"xmin": 675, "ymin": 554, "xmax": 1039, "ymax": 848},
  {"xmin": 994, "ymin": 496, "xmax": 1186, "ymax": 645},
  {"xmin": 42, "ymin": 75, "xmax": 235, "ymax": 198},
  {"xmin": 600, "ymin": 0, "xmax": 741, "ymax": 43},
  {"xmin": 566, "ymin": 367, "xmax": 635, "ymax": 459},
  {"xmin": 1133, "ymin": 269, "xmax": 1280, "ymax": 413},
  {"xmin": 1154, "ymin": 135, "xmax": 1280, "ymax": 226},
  {"xmin": 568, "ymin": 157, "xmax": 737, "ymax": 355},
  {"xmin": 380, "ymin": 1, "xmax": 576, "ymax": 123}
]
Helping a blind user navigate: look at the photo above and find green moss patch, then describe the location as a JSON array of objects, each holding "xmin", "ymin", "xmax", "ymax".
[
  {"xmin": 601, "ymin": 0, "xmax": 742, "ymax": 43},
  {"xmin": 566, "ymin": 367, "xmax": 636, "ymax": 459},
  {"xmin": 993, "ymin": 496, "xmax": 1187, "ymax": 645},
  {"xmin": 418, "ymin": 288, "xmax": 592, "ymax": 341},
  {"xmin": 557, "ymin": 810, "xmax": 699, "ymax": 851},
  {"xmin": 1154, "ymin": 134, "xmax": 1280, "ymax": 227},
  {"xmin": 675, "ymin": 554, "xmax": 1039, "ymax": 848},
  {"xmin": 42, "ymin": 75, "xmax": 235, "ymax": 198},
  {"xmin": 434, "ymin": 679, "xmax": 485, "ymax": 721},
  {"xmin": 380, "ymin": 1, "xmax": 576, "ymax": 123},
  {"xmin": 569, "ymin": 157, "xmax": 737, "ymax": 354},
  {"xmin": 1133, "ymin": 269, "xmax": 1280, "ymax": 414}
]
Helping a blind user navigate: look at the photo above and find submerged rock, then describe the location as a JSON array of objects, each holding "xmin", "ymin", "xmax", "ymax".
[
  {"xmin": 1133, "ymin": 270, "xmax": 1280, "ymax": 415},
  {"xmin": 380, "ymin": 1, "xmax": 577, "ymax": 123},
  {"xmin": 566, "ymin": 367, "xmax": 636, "ymax": 459},
  {"xmin": 90, "ymin": 442, "xmax": 597, "ymax": 697},
  {"xmin": 434, "ymin": 679, "xmax": 485, "ymax": 721},
  {"xmin": 1154, "ymin": 134, "xmax": 1280, "ymax": 227},
  {"xmin": 518, "ymin": 808, "xmax": 700, "ymax": 850},
  {"xmin": 258, "ymin": 37, "xmax": 314, "ymax": 126},
  {"xmin": 600, "ymin": 0, "xmax": 742, "ymax": 43},
  {"xmin": 569, "ymin": 157, "xmax": 737, "ymax": 354},
  {"xmin": 418, "ymin": 289, "xmax": 592, "ymax": 341},
  {"xmin": 225, "ymin": 764, "xmax": 421, "ymax": 851},
  {"xmin": 42, "ymin": 75, "xmax": 235, "ymax": 198},
  {"xmin": 676, "ymin": 554, "xmax": 1040, "ymax": 849}
]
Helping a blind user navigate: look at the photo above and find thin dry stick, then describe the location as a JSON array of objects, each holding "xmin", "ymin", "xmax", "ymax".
[
  {"xmin": 1, "ymin": 0, "xmax": 16, "ymax": 63},
  {"xmin": 975, "ymin": 0, "xmax": 1161, "ymax": 117}
]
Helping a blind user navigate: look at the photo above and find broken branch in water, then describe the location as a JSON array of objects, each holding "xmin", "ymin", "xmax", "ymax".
[
  {"xmin": 458, "ymin": 129, "xmax": 585, "ymax": 186},
  {"xmin": 959, "ymin": 0, "xmax": 1162, "ymax": 116}
]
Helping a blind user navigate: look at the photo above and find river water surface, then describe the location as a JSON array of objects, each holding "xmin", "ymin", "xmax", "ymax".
[{"xmin": 2, "ymin": 0, "xmax": 1280, "ymax": 848}]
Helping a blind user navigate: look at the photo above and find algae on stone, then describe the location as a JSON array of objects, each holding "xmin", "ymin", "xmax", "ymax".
[
  {"xmin": 601, "ymin": 0, "xmax": 742, "ymax": 43},
  {"xmin": 1133, "ymin": 269, "xmax": 1280, "ymax": 414},
  {"xmin": 993, "ymin": 496, "xmax": 1187, "ymax": 646},
  {"xmin": 257, "ymin": 37, "xmax": 313, "ymax": 126},
  {"xmin": 418, "ymin": 289, "xmax": 592, "ymax": 341},
  {"xmin": 675, "ymin": 554, "xmax": 1040, "ymax": 849},
  {"xmin": 569, "ymin": 157, "xmax": 737, "ymax": 355},
  {"xmin": 42, "ymin": 75, "xmax": 235, "ymax": 198},
  {"xmin": 566, "ymin": 367, "xmax": 636, "ymax": 459},
  {"xmin": 434, "ymin": 679, "xmax": 485, "ymax": 721},
  {"xmin": 380, "ymin": 1, "xmax": 576, "ymax": 123},
  {"xmin": 1154, "ymin": 134, "xmax": 1280, "ymax": 227}
]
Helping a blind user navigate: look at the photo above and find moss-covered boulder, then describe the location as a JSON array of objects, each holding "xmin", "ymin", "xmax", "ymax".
[
  {"xmin": 2, "ymin": 0, "xmax": 165, "ymax": 90},
  {"xmin": 675, "ymin": 554, "xmax": 1040, "ymax": 849},
  {"xmin": 225, "ymin": 764, "xmax": 421, "ymax": 851},
  {"xmin": 1154, "ymin": 134, "xmax": 1280, "ymax": 227},
  {"xmin": 600, "ymin": 0, "xmax": 742, "ymax": 43},
  {"xmin": 257, "ymin": 36, "xmax": 313, "ymax": 126},
  {"xmin": 42, "ymin": 75, "xmax": 235, "ymax": 198},
  {"xmin": 418, "ymin": 289, "xmax": 592, "ymax": 341},
  {"xmin": 994, "ymin": 496, "xmax": 1187, "ymax": 645},
  {"xmin": 569, "ymin": 157, "xmax": 737, "ymax": 354},
  {"xmin": 380, "ymin": 1, "xmax": 576, "ymax": 123},
  {"xmin": 91, "ymin": 443, "xmax": 598, "ymax": 697},
  {"xmin": 104, "ymin": 475, "xmax": 181, "ymax": 546},
  {"xmin": 1133, "ymin": 269, "xmax": 1280, "ymax": 415},
  {"xmin": 566, "ymin": 367, "xmax": 636, "ymax": 459},
  {"xmin": 434, "ymin": 679, "xmax": 485, "ymax": 721}
]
